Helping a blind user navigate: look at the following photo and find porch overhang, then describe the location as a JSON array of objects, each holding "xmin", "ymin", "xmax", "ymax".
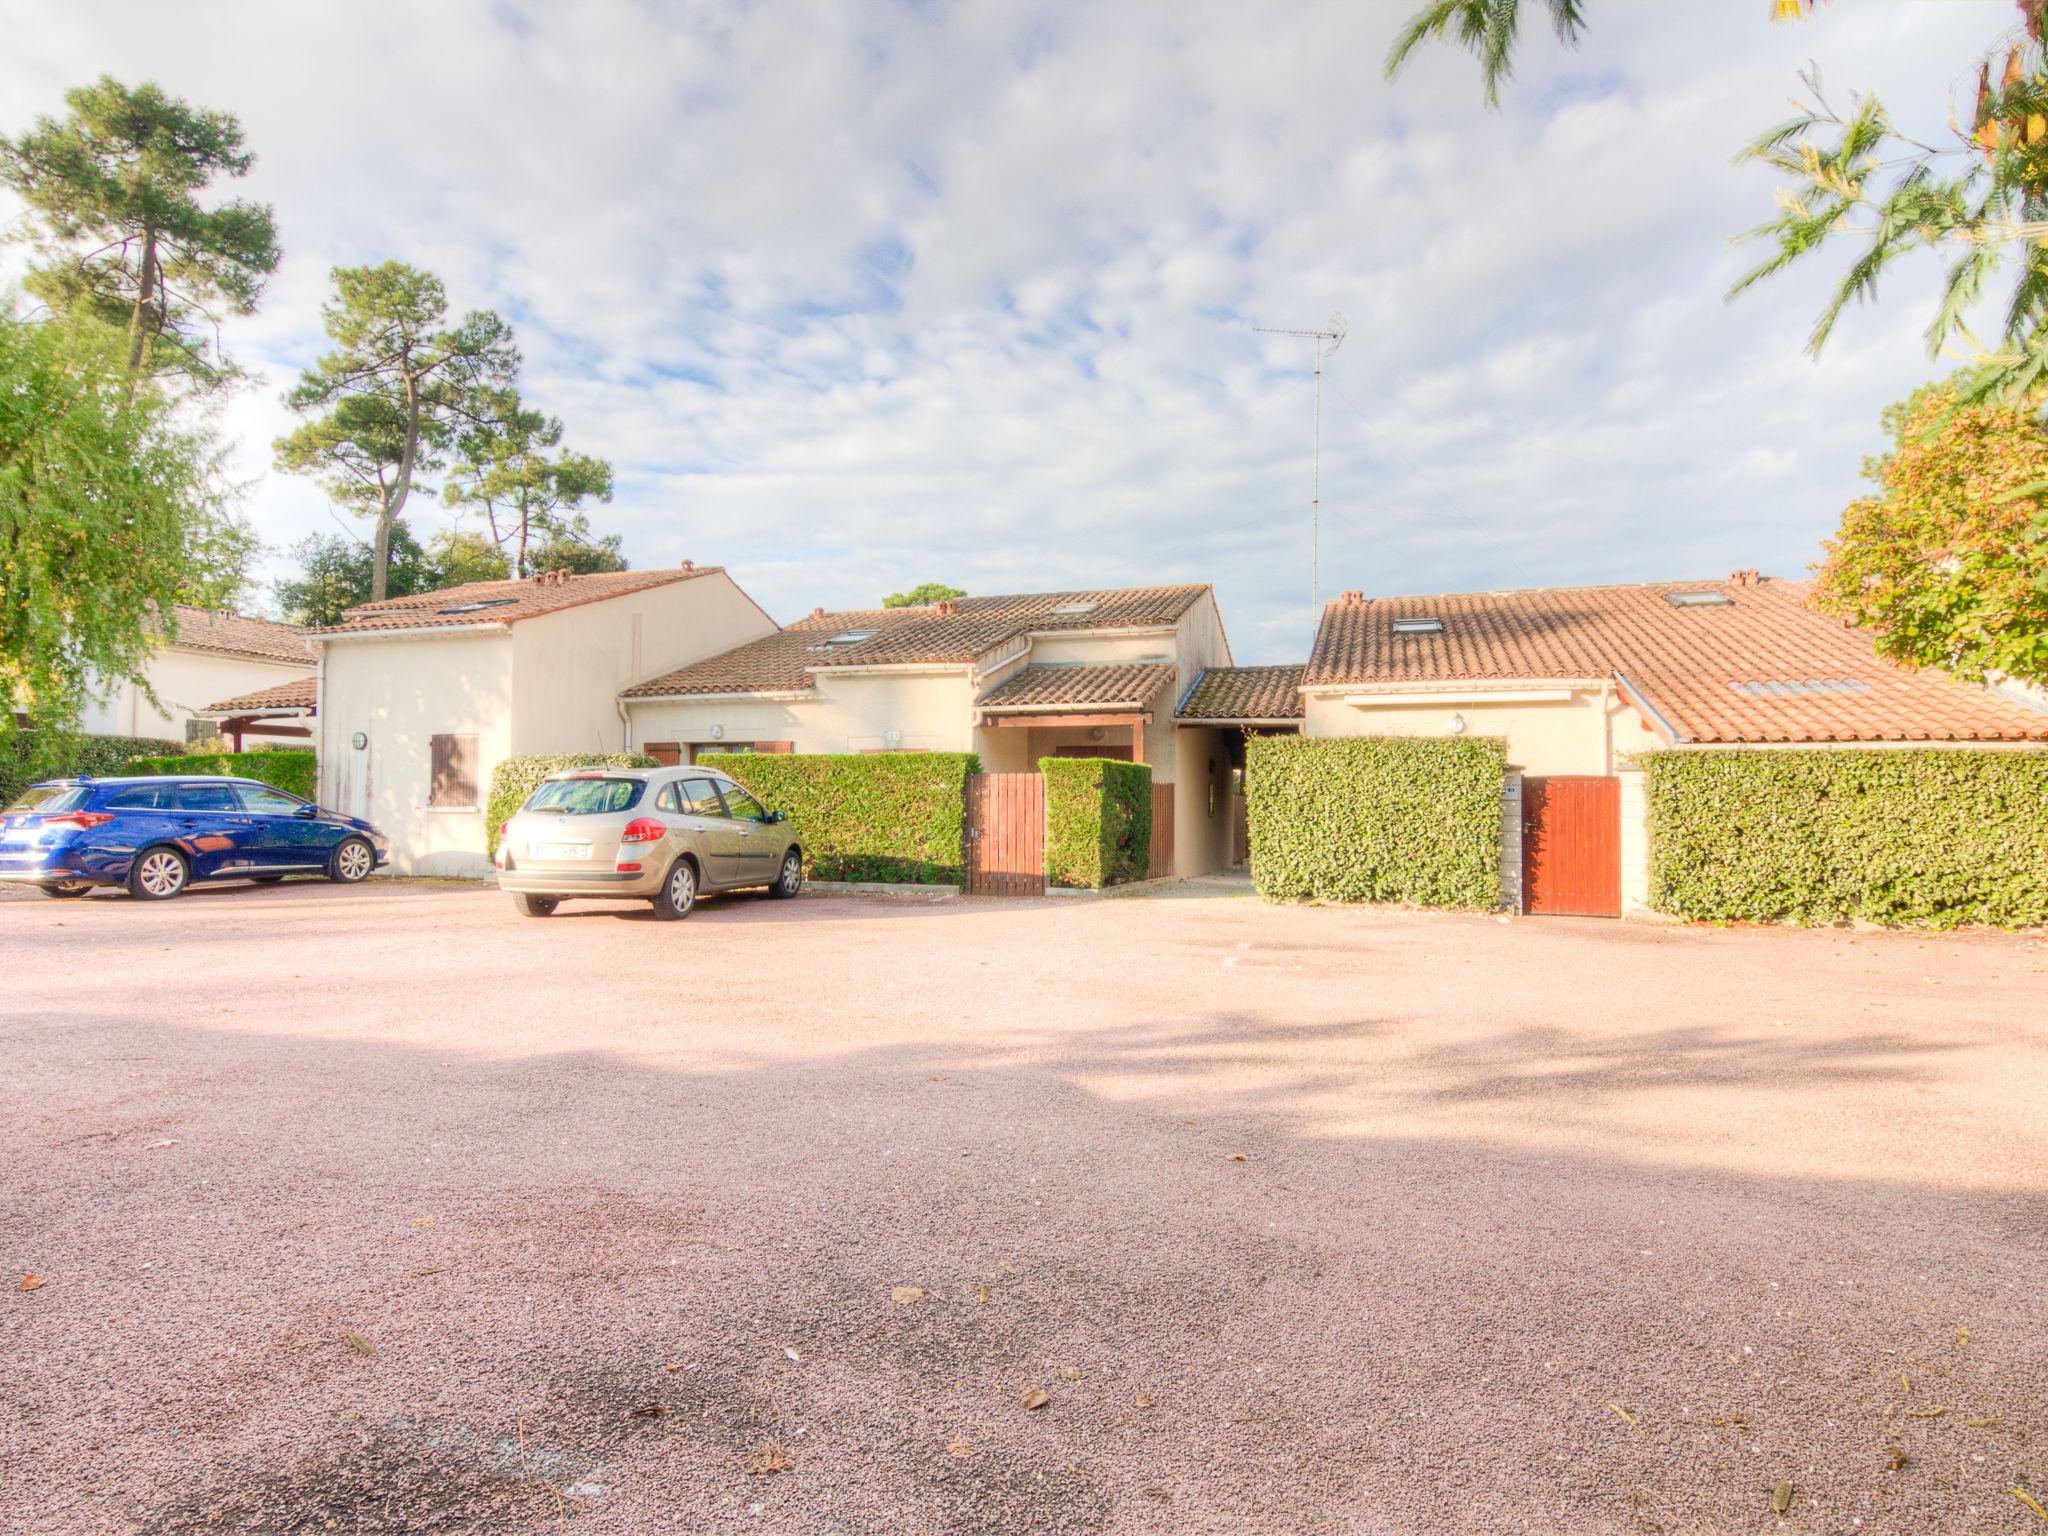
[{"xmin": 976, "ymin": 710, "xmax": 1152, "ymax": 763}]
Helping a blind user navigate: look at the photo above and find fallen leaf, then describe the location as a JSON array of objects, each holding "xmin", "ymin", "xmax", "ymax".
[
  {"xmin": 630, "ymin": 1403, "xmax": 665, "ymax": 1419},
  {"xmin": 412, "ymin": 1267, "xmax": 445, "ymax": 1278},
  {"xmin": 1957, "ymin": 1327, "xmax": 1970, "ymax": 1346},
  {"xmin": 412, "ymin": 1217, "xmax": 435, "ymax": 1228},
  {"xmin": 665, "ymin": 1362, "xmax": 685, "ymax": 1372},
  {"xmin": 1887, "ymin": 1446, "xmax": 1908, "ymax": 1472},
  {"xmin": 1228, "ymin": 1153, "xmax": 1248, "ymax": 1162},
  {"xmin": 344, "ymin": 1332, "xmax": 375, "ymax": 1356},
  {"xmin": 146, "ymin": 1139, "xmax": 178, "ymax": 1150},
  {"xmin": 1773, "ymin": 1479, "xmax": 1793, "ymax": 1515},
  {"xmin": 1000, "ymin": 1262, "xmax": 1018, "ymax": 1276},
  {"xmin": 1057, "ymin": 1367, "xmax": 1085, "ymax": 1382},
  {"xmin": 946, "ymin": 1434, "xmax": 976, "ymax": 1460},
  {"xmin": 746, "ymin": 1438, "xmax": 793, "ymax": 1476},
  {"xmin": 890, "ymin": 1285, "xmax": 924, "ymax": 1305},
  {"xmin": 2012, "ymin": 1487, "xmax": 2048, "ymax": 1523},
  {"xmin": 1967, "ymin": 1417, "xmax": 2003, "ymax": 1428},
  {"xmin": 1134, "ymin": 1393, "xmax": 1155, "ymax": 1410},
  {"xmin": 1898, "ymin": 1373, "xmax": 1912, "ymax": 1393},
  {"xmin": 1022, "ymin": 1387, "xmax": 1050, "ymax": 1411},
  {"xmin": 976, "ymin": 1284, "xmax": 991, "ymax": 1306},
  {"xmin": 783, "ymin": 1347, "xmax": 801, "ymax": 1363},
  {"xmin": 1907, "ymin": 1407, "xmax": 1946, "ymax": 1419},
  {"xmin": 1142, "ymin": 1487, "xmax": 1173, "ymax": 1503},
  {"xmin": 1607, "ymin": 1402, "xmax": 1638, "ymax": 1428},
  {"xmin": 19, "ymin": 1274, "xmax": 45, "ymax": 1292}
]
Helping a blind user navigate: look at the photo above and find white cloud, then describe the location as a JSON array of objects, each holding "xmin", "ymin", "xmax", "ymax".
[{"xmin": 0, "ymin": 0, "xmax": 2011, "ymax": 658}]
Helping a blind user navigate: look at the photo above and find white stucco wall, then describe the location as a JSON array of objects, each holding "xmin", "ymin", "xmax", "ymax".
[
  {"xmin": 629, "ymin": 669, "xmax": 981, "ymax": 759},
  {"xmin": 80, "ymin": 650, "xmax": 310, "ymax": 742},
  {"xmin": 317, "ymin": 630, "xmax": 515, "ymax": 878}
]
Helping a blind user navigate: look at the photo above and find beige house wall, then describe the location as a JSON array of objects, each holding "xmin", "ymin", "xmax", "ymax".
[
  {"xmin": 81, "ymin": 649, "xmax": 310, "ymax": 742},
  {"xmin": 629, "ymin": 670, "xmax": 980, "ymax": 759},
  {"xmin": 515, "ymin": 572, "xmax": 776, "ymax": 758},
  {"xmin": 317, "ymin": 630, "xmax": 515, "ymax": 878}
]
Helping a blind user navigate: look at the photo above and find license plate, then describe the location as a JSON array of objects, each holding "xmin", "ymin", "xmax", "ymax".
[{"xmin": 532, "ymin": 842, "xmax": 591, "ymax": 860}]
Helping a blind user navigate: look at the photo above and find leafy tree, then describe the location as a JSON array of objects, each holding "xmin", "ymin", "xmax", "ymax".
[
  {"xmin": 883, "ymin": 581, "xmax": 967, "ymax": 608},
  {"xmin": 528, "ymin": 515, "xmax": 628, "ymax": 574},
  {"xmin": 429, "ymin": 527, "xmax": 512, "ymax": 586},
  {"xmin": 1813, "ymin": 380, "xmax": 2048, "ymax": 687},
  {"xmin": 443, "ymin": 391, "xmax": 613, "ymax": 577},
  {"xmin": 272, "ymin": 524, "xmax": 438, "ymax": 627},
  {"xmin": 0, "ymin": 308, "xmax": 252, "ymax": 751},
  {"xmin": 274, "ymin": 262, "xmax": 516, "ymax": 602},
  {"xmin": 1386, "ymin": 0, "xmax": 2048, "ymax": 407},
  {"xmin": 0, "ymin": 76, "xmax": 279, "ymax": 387}
]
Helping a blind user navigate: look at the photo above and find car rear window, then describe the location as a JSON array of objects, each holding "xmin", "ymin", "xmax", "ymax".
[
  {"xmin": 172, "ymin": 783, "xmax": 241, "ymax": 812},
  {"xmin": 103, "ymin": 784, "xmax": 170, "ymax": 810},
  {"xmin": 3, "ymin": 785, "xmax": 91, "ymax": 816},
  {"xmin": 526, "ymin": 777, "xmax": 645, "ymax": 815}
]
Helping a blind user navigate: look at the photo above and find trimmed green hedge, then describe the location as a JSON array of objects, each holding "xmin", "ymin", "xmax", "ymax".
[
  {"xmin": 1646, "ymin": 749, "xmax": 2048, "ymax": 928},
  {"xmin": 125, "ymin": 748, "xmax": 319, "ymax": 801},
  {"xmin": 1042, "ymin": 756, "xmax": 1153, "ymax": 888},
  {"xmin": 1247, "ymin": 736, "xmax": 1505, "ymax": 908},
  {"xmin": 486, "ymin": 753, "xmax": 659, "ymax": 854},
  {"xmin": 0, "ymin": 731, "xmax": 188, "ymax": 810},
  {"xmin": 710, "ymin": 751, "xmax": 978, "ymax": 885}
]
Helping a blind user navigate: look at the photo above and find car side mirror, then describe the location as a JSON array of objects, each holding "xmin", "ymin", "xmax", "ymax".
[
  {"xmin": 293, "ymin": 803, "xmax": 318, "ymax": 818},
  {"xmin": 770, "ymin": 809, "xmax": 787, "ymax": 824}
]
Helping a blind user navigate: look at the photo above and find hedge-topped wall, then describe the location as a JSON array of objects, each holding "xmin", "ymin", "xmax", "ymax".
[
  {"xmin": 1247, "ymin": 735, "xmax": 1506, "ymax": 909},
  {"xmin": 1042, "ymin": 756, "xmax": 1153, "ymax": 889},
  {"xmin": 0, "ymin": 732, "xmax": 186, "ymax": 810},
  {"xmin": 127, "ymin": 748, "xmax": 318, "ymax": 801},
  {"xmin": 712, "ymin": 751, "xmax": 978, "ymax": 885},
  {"xmin": 486, "ymin": 753, "xmax": 659, "ymax": 854},
  {"xmin": 1646, "ymin": 749, "xmax": 2048, "ymax": 928}
]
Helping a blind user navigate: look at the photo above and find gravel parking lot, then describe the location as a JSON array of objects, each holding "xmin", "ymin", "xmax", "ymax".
[{"xmin": 3, "ymin": 877, "xmax": 2045, "ymax": 1534}]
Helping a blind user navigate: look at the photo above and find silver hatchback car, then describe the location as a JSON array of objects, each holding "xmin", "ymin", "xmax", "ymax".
[{"xmin": 495, "ymin": 765, "xmax": 804, "ymax": 919}]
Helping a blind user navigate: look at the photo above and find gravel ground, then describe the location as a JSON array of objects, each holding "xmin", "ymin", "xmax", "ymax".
[{"xmin": 2, "ymin": 877, "xmax": 2045, "ymax": 1535}]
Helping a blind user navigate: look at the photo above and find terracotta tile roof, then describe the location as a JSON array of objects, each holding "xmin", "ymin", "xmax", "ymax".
[
  {"xmin": 164, "ymin": 605, "xmax": 311, "ymax": 664},
  {"xmin": 624, "ymin": 585, "xmax": 1209, "ymax": 699},
  {"xmin": 204, "ymin": 676, "xmax": 318, "ymax": 713},
  {"xmin": 1175, "ymin": 665, "xmax": 1305, "ymax": 722},
  {"xmin": 977, "ymin": 662, "xmax": 1178, "ymax": 712},
  {"xmin": 315, "ymin": 565, "xmax": 722, "ymax": 635},
  {"xmin": 1303, "ymin": 576, "xmax": 2048, "ymax": 745}
]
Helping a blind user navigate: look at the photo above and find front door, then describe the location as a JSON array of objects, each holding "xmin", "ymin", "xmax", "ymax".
[{"xmin": 1522, "ymin": 776, "xmax": 1621, "ymax": 917}]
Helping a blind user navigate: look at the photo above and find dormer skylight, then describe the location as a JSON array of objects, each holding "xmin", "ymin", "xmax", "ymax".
[
  {"xmin": 810, "ymin": 628, "xmax": 880, "ymax": 651},
  {"xmin": 437, "ymin": 597, "xmax": 520, "ymax": 615},
  {"xmin": 1050, "ymin": 601, "xmax": 1099, "ymax": 615},
  {"xmin": 1391, "ymin": 617, "xmax": 1444, "ymax": 636},
  {"xmin": 1665, "ymin": 591, "xmax": 1733, "ymax": 608}
]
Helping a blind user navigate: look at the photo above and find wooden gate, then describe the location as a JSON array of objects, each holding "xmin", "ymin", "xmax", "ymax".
[
  {"xmin": 1148, "ymin": 783, "xmax": 1175, "ymax": 878},
  {"xmin": 1522, "ymin": 776, "xmax": 1621, "ymax": 917},
  {"xmin": 966, "ymin": 772, "xmax": 1045, "ymax": 897}
]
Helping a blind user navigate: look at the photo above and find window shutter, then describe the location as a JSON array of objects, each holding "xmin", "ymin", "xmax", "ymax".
[
  {"xmin": 645, "ymin": 742, "xmax": 682, "ymax": 766},
  {"xmin": 430, "ymin": 733, "xmax": 479, "ymax": 807},
  {"xmin": 759, "ymin": 741, "xmax": 795, "ymax": 754}
]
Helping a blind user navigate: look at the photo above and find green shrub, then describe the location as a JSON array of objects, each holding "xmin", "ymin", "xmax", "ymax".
[
  {"xmin": 1041, "ymin": 756, "xmax": 1153, "ymax": 888},
  {"xmin": 710, "ymin": 751, "xmax": 978, "ymax": 885},
  {"xmin": 126, "ymin": 748, "xmax": 318, "ymax": 800},
  {"xmin": 486, "ymin": 753, "xmax": 659, "ymax": 853},
  {"xmin": 1247, "ymin": 735, "xmax": 1504, "ymax": 909},
  {"xmin": 0, "ymin": 732, "xmax": 186, "ymax": 810},
  {"xmin": 1646, "ymin": 749, "xmax": 2048, "ymax": 928}
]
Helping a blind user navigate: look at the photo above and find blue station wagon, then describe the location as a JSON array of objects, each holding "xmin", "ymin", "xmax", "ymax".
[{"xmin": 0, "ymin": 776, "xmax": 390, "ymax": 901}]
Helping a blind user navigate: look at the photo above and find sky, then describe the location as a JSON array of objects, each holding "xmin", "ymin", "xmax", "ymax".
[{"xmin": 0, "ymin": 1, "xmax": 2017, "ymax": 663}]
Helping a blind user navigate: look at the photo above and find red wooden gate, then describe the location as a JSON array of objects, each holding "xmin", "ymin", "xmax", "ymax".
[
  {"xmin": 966, "ymin": 772, "xmax": 1045, "ymax": 897},
  {"xmin": 1148, "ymin": 783, "xmax": 1175, "ymax": 878},
  {"xmin": 1522, "ymin": 776, "xmax": 1621, "ymax": 917}
]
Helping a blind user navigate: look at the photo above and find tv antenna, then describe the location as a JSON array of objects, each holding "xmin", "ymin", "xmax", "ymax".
[{"xmin": 1255, "ymin": 312, "xmax": 1346, "ymax": 626}]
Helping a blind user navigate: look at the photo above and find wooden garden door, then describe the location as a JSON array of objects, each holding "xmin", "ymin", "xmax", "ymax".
[
  {"xmin": 1522, "ymin": 776, "xmax": 1621, "ymax": 917},
  {"xmin": 965, "ymin": 773, "xmax": 1045, "ymax": 897}
]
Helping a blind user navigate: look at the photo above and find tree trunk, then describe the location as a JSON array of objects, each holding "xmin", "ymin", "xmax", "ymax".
[
  {"xmin": 515, "ymin": 490, "xmax": 531, "ymax": 579},
  {"xmin": 124, "ymin": 228, "xmax": 160, "ymax": 386},
  {"xmin": 372, "ymin": 376, "xmax": 424, "ymax": 602}
]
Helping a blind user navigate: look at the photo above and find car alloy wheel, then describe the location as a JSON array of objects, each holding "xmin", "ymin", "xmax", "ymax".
[
  {"xmin": 774, "ymin": 852, "xmax": 802, "ymax": 898},
  {"xmin": 133, "ymin": 849, "xmax": 187, "ymax": 899},
  {"xmin": 332, "ymin": 838, "xmax": 373, "ymax": 883}
]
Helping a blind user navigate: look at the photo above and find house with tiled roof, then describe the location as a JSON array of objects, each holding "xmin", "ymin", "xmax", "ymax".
[
  {"xmin": 1278, "ymin": 570, "xmax": 2048, "ymax": 917},
  {"xmin": 621, "ymin": 583, "xmax": 1241, "ymax": 876},
  {"xmin": 80, "ymin": 605, "xmax": 314, "ymax": 744},
  {"xmin": 313, "ymin": 564, "xmax": 777, "ymax": 876}
]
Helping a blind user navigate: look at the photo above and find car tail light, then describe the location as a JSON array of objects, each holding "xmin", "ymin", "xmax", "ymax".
[
  {"xmin": 619, "ymin": 817, "xmax": 666, "ymax": 844},
  {"xmin": 615, "ymin": 862, "xmax": 643, "ymax": 874},
  {"xmin": 43, "ymin": 812, "xmax": 114, "ymax": 831}
]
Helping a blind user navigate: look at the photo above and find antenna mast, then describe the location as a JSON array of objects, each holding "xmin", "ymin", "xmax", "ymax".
[{"xmin": 1255, "ymin": 313, "xmax": 1346, "ymax": 628}]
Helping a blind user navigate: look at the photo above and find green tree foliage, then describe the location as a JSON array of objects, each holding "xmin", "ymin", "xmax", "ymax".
[
  {"xmin": 1245, "ymin": 735, "xmax": 1504, "ymax": 908},
  {"xmin": 883, "ymin": 582, "xmax": 967, "ymax": 608},
  {"xmin": 429, "ymin": 527, "xmax": 513, "ymax": 586},
  {"xmin": 528, "ymin": 516, "xmax": 628, "ymax": 574},
  {"xmin": 1812, "ymin": 380, "xmax": 2048, "ymax": 686},
  {"xmin": 444, "ymin": 393, "xmax": 614, "ymax": 577},
  {"xmin": 0, "ymin": 310, "xmax": 252, "ymax": 754},
  {"xmin": 1387, "ymin": 0, "xmax": 2048, "ymax": 406},
  {"xmin": 1646, "ymin": 749, "xmax": 2048, "ymax": 928},
  {"xmin": 1041, "ymin": 756, "xmax": 1153, "ymax": 888},
  {"xmin": 0, "ymin": 75, "xmax": 279, "ymax": 387},
  {"xmin": 274, "ymin": 263, "xmax": 516, "ymax": 601},
  {"xmin": 273, "ymin": 524, "xmax": 438, "ymax": 627}
]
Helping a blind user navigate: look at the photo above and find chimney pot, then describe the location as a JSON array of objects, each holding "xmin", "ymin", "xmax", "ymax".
[
  {"xmin": 680, "ymin": 559, "xmax": 694, "ymax": 572},
  {"xmin": 811, "ymin": 606, "xmax": 826, "ymax": 621},
  {"xmin": 1730, "ymin": 568, "xmax": 1760, "ymax": 589}
]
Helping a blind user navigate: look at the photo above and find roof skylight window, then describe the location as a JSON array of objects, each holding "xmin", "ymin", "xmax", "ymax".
[
  {"xmin": 1050, "ymin": 601, "xmax": 1099, "ymax": 615},
  {"xmin": 1729, "ymin": 679, "xmax": 1869, "ymax": 697},
  {"xmin": 437, "ymin": 597, "xmax": 520, "ymax": 615},
  {"xmin": 1391, "ymin": 618, "xmax": 1444, "ymax": 635},
  {"xmin": 1665, "ymin": 591, "xmax": 1734, "ymax": 608}
]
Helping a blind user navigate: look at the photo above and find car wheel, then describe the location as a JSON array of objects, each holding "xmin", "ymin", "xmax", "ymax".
[
  {"xmin": 328, "ymin": 837, "xmax": 374, "ymax": 884},
  {"xmin": 768, "ymin": 849, "xmax": 803, "ymax": 899},
  {"xmin": 37, "ymin": 882, "xmax": 90, "ymax": 899},
  {"xmin": 128, "ymin": 847, "xmax": 189, "ymax": 901},
  {"xmin": 513, "ymin": 893, "xmax": 559, "ymax": 918},
  {"xmin": 650, "ymin": 858, "xmax": 697, "ymax": 921}
]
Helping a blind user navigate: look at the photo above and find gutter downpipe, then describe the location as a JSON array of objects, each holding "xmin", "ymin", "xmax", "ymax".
[
  {"xmin": 617, "ymin": 695, "xmax": 633, "ymax": 753},
  {"xmin": 1613, "ymin": 672, "xmax": 1684, "ymax": 746}
]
